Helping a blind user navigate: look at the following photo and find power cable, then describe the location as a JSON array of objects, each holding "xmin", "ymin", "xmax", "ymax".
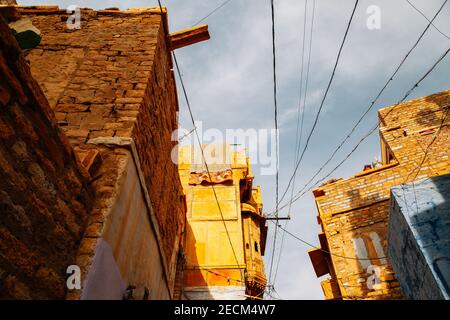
[
  {"xmin": 268, "ymin": 44, "xmax": 450, "ymax": 215},
  {"xmin": 405, "ymin": 107, "xmax": 449, "ymax": 182},
  {"xmin": 405, "ymin": 0, "xmax": 450, "ymax": 40},
  {"xmin": 157, "ymin": 1, "xmax": 244, "ymax": 281},
  {"xmin": 178, "ymin": 127, "xmax": 196, "ymax": 142},
  {"xmin": 267, "ymin": 0, "xmax": 280, "ymax": 291},
  {"xmin": 269, "ymin": 0, "xmax": 359, "ymax": 293},
  {"xmin": 265, "ymin": 50, "xmax": 450, "ymax": 291},
  {"xmin": 192, "ymin": 0, "xmax": 234, "ymax": 27},
  {"xmin": 270, "ymin": 219, "xmax": 386, "ymax": 261},
  {"xmin": 173, "ymin": 52, "xmax": 243, "ymax": 280},
  {"xmin": 273, "ymin": 0, "xmax": 317, "ymax": 290},
  {"xmin": 273, "ymin": 0, "xmax": 448, "ymax": 214},
  {"xmin": 278, "ymin": 0, "xmax": 360, "ymax": 207}
]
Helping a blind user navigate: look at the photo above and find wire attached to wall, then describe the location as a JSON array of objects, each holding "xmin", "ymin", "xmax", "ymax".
[
  {"xmin": 269, "ymin": 219, "xmax": 386, "ymax": 261},
  {"xmin": 267, "ymin": 0, "xmax": 280, "ymax": 294},
  {"xmin": 404, "ymin": 107, "xmax": 449, "ymax": 183},
  {"xmin": 272, "ymin": 0, "xmax": 317, "ymax": 293},
  {"xmin": 277, "ymin": 0, "xmax": 360, "ymax": 208},
  {"xmin": 270, "ymin": 0, "xmax": 448, "ymax": 216},
  {"xmin": 157, "ymin": 1, "xmax": 244, "ymax": 282},
  {"xmin": 268, "ymin": 45, "xmax": 450, "ymax": 216}
]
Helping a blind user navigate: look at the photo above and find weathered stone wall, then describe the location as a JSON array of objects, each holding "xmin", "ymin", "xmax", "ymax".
[
  {"xmin": 132, "ymin": 20, "xmax": 183, "ymax": 271},
  {"xmin": 22, "ymin": 7, "xmax": 185, "ymax": 298},
  {"xmin": 389, "ymin": 174, "xmax": 450, "ymax": 300},
  {"xmin": 311, "ymin": 90, "xmax": 450, "ymax": 299},
  {"xmin": 0, "ymin": 1, "xmax": 17, "ymax": 5},
  {"xmin": 0, "ymin": 16, "xmax": 93, "ymax": 299},
  {"xmin": 76, "ymin": 149, "xmax": 172, "ymax": 300}
]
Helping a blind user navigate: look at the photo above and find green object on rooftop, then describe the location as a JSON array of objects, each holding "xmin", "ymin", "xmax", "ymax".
[{"xmin": 9, "ymin": 18, "xmax": 41, "ymax": 49}]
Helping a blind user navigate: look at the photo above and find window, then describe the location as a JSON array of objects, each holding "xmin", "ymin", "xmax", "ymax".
[
  {"xmin": 381, "ymin": 138, "xmax": 395, "ymax": 165},
  {"xmin": 254, "ymin": 241, "xmax": 259, "ymax": 253}
]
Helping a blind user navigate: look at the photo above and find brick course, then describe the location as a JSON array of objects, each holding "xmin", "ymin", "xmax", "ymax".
[
  {"xmin": 22, "ymin": 7, "xmax": 185, "ymax": 297},
  {"xmin": 0, "ymin": 16, "xmax": 93, "ymax": 299},
  {"xmin": 311, "ymin": 90, "xmax": 450, "ymax": 300}
]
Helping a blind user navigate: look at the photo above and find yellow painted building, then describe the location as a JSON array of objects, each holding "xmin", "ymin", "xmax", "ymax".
[{"xmin": 178, "ymin": 145, "xmax": 267, "ymax": 300}]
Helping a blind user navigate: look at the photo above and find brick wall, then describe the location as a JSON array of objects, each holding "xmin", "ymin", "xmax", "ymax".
[
  {"xmin": 22, "ymin": 7, "xmax": 185, "ymax": 297},
  {"xmin": 0, "ymin": 16, "xmax": 93, "ymax": 299},
  {"xmin": 131, "ymin": 20, "xmax": 184, "ymax": 267},
  {"xmin": 311, "ymin": 90, "xmax": 450, "ymax": 299}
]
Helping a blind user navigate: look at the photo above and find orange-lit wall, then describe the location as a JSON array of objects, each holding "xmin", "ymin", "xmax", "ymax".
[{"xmin": 178, "ymin": 145, "xmax": 267, "ymax": 300}]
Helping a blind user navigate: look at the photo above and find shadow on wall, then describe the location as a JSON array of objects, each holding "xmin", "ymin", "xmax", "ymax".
[
  {"xmin": 416, "ymin": 92, "xmax": 450, "ymax": 127},
  {"xmin": 181, "ymin": 222, "xmax": 214, "ymax": 300},
  {"xmin": 342, "ymin": 189, "xmax": 390, "ymax": 298},
  {"xmin": 389, "ymin": 86, "xmax": 450, "ymax": 299},
  {"xmin": 389, "ymin": 174, "xmax": 450, "ymax": 300},
  {"xmin": 415, "ymin": 107, "xmax": 442, "ymax": 127}
]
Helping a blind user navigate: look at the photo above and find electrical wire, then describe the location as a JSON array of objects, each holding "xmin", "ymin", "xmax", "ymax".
[
  {"xmin": 192, "ymin": 0, "xmax": 234, "ymax": 27},
  {"xmin": 404, "ymin": 107, "xmax": 449, "ymax": 182},
  {"xmin": 264, "ymin": 285, "xmax": 283, "ymax": 300},
  {"xmin": 278, "ymin": 0, "xmax": 360, "ymax": 207},
  {"xmin": 336, "ymin": 277, "xmax": 390, "ymax": 300},
  {"xmin": 184, "ymin": 264, "xmax": 245, "ymax": 284},
  {"xmin": 272, "ymin": 0, "xmax": 317, "ymax": 291},
  {"xmin": 157, "ymin": 0, "xmax": 244, "ymax": 281},
  {"xmin": 288, "ymin": 0, "xmax": 311, "ymax": 220},
  {"xmin": 160, "ymin": 0, "xmax": 450, "ymax": 298},
  {"xmin": 269, "ymin": 219, "xmax": 386, "ymax": 261},
  {"xmin": 269, "ymin": 0, "xmax": 359, "ymax": 293},
  {"xmin": 272, "ymin": 0, "xmax": 448, "ymax": 215},
  {"xmin": 178, "ymin": 127, "xmax": 196, "ymax": 142},
  {"xmin": 264, "ymin": 48, "xmax": 450, "ymax": 283},
  {"xmin": 291, "ymin": 0, "xmax": 310, "ymax": 182},
  {"xmin": 267, "ymin": 0, "xmax": 280, "ymax": 291},
  {"xmin": 173, "ymin": 52, "xmax": 244, "ymax": 280},
  {"xmin": 294, "ymin": 0, "xmax": 450, "ymax": 197},
  {"xmin": 268, "ymin": 44, "xmax": 450, "ymax": 216},
  {"xmin": 184, "ymin": 261, "xmax": 275, "ymax": 290},
  {"xmin": 405, "ymin": 0, "xmax": 450, "ymax": 40},
  {"xmin": 296, "ymin": 0, "xmax": 316, "ymax": 182}
]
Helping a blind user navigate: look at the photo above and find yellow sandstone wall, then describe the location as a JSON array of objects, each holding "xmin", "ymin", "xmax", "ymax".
[
  {"xmin": 17, "ymin": 6, "xmax": 185, "ymax": 299},
  {"xmin": 310, "ymin": 90, "xmax": 450, "ymax": 300},
  {"xmin": 178, "ymin": 145, "xmax": 267, "ymax": 300}
]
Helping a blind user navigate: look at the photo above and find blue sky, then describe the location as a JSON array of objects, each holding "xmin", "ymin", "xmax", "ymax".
[{"xmin": 19, "ymin": 0, "xmax": 450, "ymax": 299}]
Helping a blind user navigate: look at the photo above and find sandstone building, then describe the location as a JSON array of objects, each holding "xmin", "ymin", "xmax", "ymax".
[
  {"xmin": 0, "ymin": 4, "xmax": 212, "ymax": 299},
  {"xmin": 308, "ymin": 89, "xmax": 450, "ymax": 300},
  {"xmin": 178, "ymin": 145, "xmax": 267, "ymax": 300}
]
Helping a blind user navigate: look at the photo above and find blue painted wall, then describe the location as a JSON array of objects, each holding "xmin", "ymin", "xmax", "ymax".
[{"xmin": 388, "ymin": 173, "xmax": 450, "ymax": 300}]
